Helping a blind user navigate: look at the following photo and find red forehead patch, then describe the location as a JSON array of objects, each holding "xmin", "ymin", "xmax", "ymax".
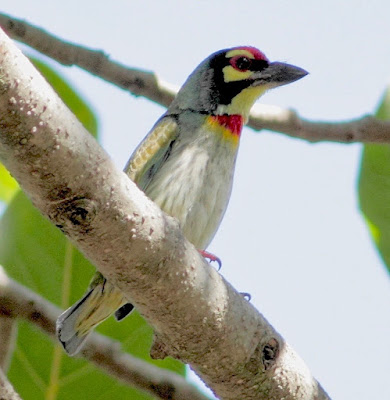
[{"xmin": 235, "ymin": 46, "xmax": 268, "ymax": 61}]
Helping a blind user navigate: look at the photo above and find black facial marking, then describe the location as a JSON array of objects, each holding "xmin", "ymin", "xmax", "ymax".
[
  {"xmin": 208, "ymin": 51, "xmax": 269, "ymax": 107},
  {"xmin": 209, "ymin": 53, "xmax": 250, "ymax": 106},
  {"xmin": 252, "ymin": 59, "xmax": 270, "ymax": 71}
]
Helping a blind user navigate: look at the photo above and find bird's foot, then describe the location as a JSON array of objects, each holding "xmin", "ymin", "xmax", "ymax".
[
  {"xmin": 199, "ymin": 250, "xmax": 222, "ymax": 270},
  {"xmin": 240, "ymin": 292, "xmax": 251, "ymax": 301}
]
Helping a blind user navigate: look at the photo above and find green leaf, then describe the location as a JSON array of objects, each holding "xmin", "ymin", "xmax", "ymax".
[
  {"xmin": 0, "ymin": 163, "xmax": 18, "ymax": 203},
  {"xmin": 358, "ymin": 86, "xmax": 390, "ymax": 273}
]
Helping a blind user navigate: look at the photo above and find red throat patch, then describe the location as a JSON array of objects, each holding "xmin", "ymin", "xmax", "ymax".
[{"xmin": 210, "ymin": 115, "xmax": 244, "ymax": 137}]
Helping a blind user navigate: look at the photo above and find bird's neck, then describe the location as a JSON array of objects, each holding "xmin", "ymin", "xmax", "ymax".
[
  {"xmin": 208, "ymin": 114, "xmax": 244, "ymax": 138},
  {"xmin": 215, "ymin": 85, "xmax": 267, "ymax": 122}
]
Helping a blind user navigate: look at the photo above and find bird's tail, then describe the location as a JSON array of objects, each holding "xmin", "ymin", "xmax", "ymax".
[{"xmin": 56, "ymin": 273, "xmax": 128, "ymax": 355}]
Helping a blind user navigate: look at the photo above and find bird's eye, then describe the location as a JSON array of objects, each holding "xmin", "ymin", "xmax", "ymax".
[{"xmin": 230, "ymin": 56, "xmax": 252, "ymax": 71}]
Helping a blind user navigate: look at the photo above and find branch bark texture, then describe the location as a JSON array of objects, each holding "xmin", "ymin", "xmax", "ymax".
[
  {"xmin": 0, "ymin": 369, "xmax": 22, "ymax": 400},
  {"xmin": 0, "ymin": 267, "xmax": 209, "ymax": 400},
  {"xmin": 0, "ymin": 27, "xmax": 330, "ymax": 400},
  {"xmin": 0, "ymin": 13, "xmax": 389, "ymax": 144}
]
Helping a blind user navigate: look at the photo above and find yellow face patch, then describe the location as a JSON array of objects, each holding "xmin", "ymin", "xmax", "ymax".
[
  {"xmin": 218, "ymin": 86, "xmax": 267, "ymax": 120},
  {"xmin": 222, "ymin": 65, "xmax": 253, "ymax": 83},
  {"xmin": 223, "ymin": 49, "xmax": 257, "ymax": 82}
]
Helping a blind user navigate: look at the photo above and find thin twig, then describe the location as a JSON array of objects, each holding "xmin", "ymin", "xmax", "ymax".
[
  {"xmin": 0, "ymin": 13, "xmax": 388, "ymax": 144},
  {"xmin": 249, "ymin": 106, "xmax": 390, "ymax": 143},
  {"xmin": 0, "ymin": 267, "xmax": 210, "ymax": 400},
  {"xmin": 0, "ymin": 13, "xmax": 175, "ymax": 106}
]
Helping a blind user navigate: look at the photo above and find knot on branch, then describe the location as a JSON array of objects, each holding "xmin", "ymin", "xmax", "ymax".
[
  {"xmin": 2, "ymin": 17, "xmax": 26, "ymax": 38},
  {"xmin": 48, "ymin": 195, "xmax": 97, "ymax": 234},
  {"xmin": 150, "ymin": 382, "xmax": 175, "ymax": 400},
  {"xmin": 245, "ymin": 337, "xmax": 280, "ymax": 374},
  {"xmin": 0, "ymin": 300, "xmax": 14, "ymax": 318},
  {"xmin": 262, "ymin": 338, "xmax": 280, "ymax": 370},
  {"xmin": 77, "ymin": 49, "xmax": 108, "ymax": 74}
]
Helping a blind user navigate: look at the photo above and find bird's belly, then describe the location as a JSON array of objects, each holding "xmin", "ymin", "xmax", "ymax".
[{"xmin": 145, "ymin": 142, "xmax": 237, "ymax": 249}]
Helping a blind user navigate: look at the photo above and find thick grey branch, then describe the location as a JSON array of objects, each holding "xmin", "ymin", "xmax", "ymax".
[
  {"xmin": 0, "ymin": 368, "xmax": 22, "ymax": 400},
  {"xmin": 0, "ymin": 267, "xmax": 210, "ymax": 400},
  {"xmin": 0, "ymin": 27, "xmax": 330, "ymax": 400},
  {"xmin": 0, "ymin": 13, "xmax": 389, "ymax": 144}
]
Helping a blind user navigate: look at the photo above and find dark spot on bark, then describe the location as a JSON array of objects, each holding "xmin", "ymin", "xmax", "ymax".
[
  {"xmin": 30, "ymin": 311, "xmax": 42, "ymax": 321},
  {"xmin": 66, "ymin": 198, "xmax": 96, "ymax": 227},
  {"xmin": 47, "ymin": 185, "xmax": 72, "ymax": 202},
  {"xmin": 48, "ymin": 195, "xmax": 97, "ymax": 234},
  {"xmin": 121, "ymin": 78, "xmax": 145, "ymax": 95},
  {"xmin": 150, "ymin": 382, "xmax": 175, "ymax": 400},
  {"xmin": 0, "ymin": 303, "xmax": 14, "ymax": 317},
  {"xmin": 8, "ymin": 19, "xmax": 26, "ymax": 37},
  {"xmin": 134, "ymin": 77, "xmax": 145, "ymax": 89},
  {"xmin": 69, "ymin": 204, "xmax": 89, "ymax": 225},
  {"xmin": 262, "ymin": 338, "xmax": 279, "ymax": 370},
  {"xmin": 0, "ymin": 80, "xmax": 10, "ymax": 95}
]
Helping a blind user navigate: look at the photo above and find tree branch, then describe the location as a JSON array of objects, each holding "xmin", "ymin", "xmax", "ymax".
[
  {"xmin": 248, "ymin": 106, "xmax": 390, "ymax": 143},
  {"xmin": 0, "ymin": 27, "xmax": 330, "ymax": 400},
  {"xmin": 0, "ymin": 13, "xmax": 388, "ymax": 144},
  {"xmin": 0, "ymin": 315, "xmax": 17, "ymax": 372},
  {"xmin": 0, "ymin": 267, "xmax": 210, "ymax": 400},
  {"xmin": 0, "ymin": 368, "xmax": 22, "ymax": 400},
  {"xmin": 0, "ymin": 13, "xmax": 175, "ymax": 107}
]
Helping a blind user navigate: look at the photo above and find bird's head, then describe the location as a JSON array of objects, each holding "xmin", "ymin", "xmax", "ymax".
[{"xmin": 168, "ymin": 46, "xmax": 308, "ymax": 120}]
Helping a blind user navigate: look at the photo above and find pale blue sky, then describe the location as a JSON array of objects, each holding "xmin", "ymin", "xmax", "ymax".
[{"xmin": 2, "ymin": 1, "xmax": 390, "ymax": 399}]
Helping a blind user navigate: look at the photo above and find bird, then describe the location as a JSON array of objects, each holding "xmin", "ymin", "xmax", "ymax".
[{"xmin": 56, "ymin": 46, "xmax": 307, "ymax": 355}]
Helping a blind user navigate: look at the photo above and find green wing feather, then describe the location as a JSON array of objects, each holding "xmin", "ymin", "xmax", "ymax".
[{"xmin": 124, "ymin": 116, "xmax": 179, "ymax": 190}]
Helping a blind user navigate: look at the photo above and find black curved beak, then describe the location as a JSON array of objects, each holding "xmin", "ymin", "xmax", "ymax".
[{"xmin": 252, "ymin": 62, "xmax": 308, "ymax": 88}]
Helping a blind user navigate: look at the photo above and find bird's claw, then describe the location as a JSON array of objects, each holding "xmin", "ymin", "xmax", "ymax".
[
  {"xmin": 240, "ymin": 292, "xmax": 251, "ymax": 301},
  {"xmin": 198, "ymin": 250, "xmax": 222, "ymax": 270}
]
